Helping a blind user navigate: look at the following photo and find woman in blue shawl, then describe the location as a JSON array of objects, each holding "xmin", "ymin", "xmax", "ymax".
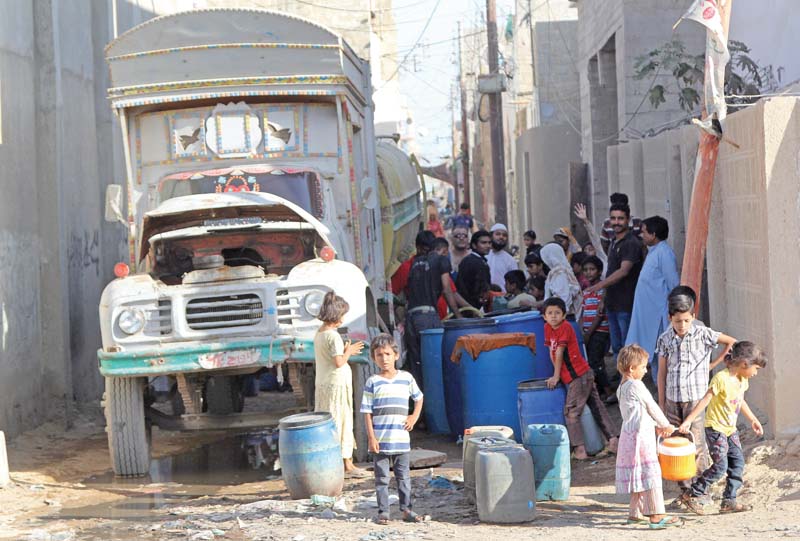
[{"xmin": 624, "ymin": 216, "xmax": 679, "ymax": 382}]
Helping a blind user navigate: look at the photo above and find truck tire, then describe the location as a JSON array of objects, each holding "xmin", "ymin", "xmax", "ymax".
[
  {"xmin": 205, "ymin": 375, "xmax": 244, "ymax": 414},
  {"xmin": 104, "ymin": 376, "xmax": 151, "ymax": 477}
]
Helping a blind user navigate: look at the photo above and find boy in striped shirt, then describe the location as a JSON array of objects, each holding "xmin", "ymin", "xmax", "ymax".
[
  {"xmin": 581, "ymin": 255, "xmax": 613, "ymax": 401},
  {"xmin": 361, "ymin": 333, "xmax": 424, "ymax": 524}
]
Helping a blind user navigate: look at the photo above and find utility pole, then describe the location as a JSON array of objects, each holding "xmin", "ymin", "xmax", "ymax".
[
  {"xmin": 457, "ymin": 22, "xmax": 471, "ymax": 207},
  {"xmin": 527, "ymin": 0, "xmax": 539, "ymax": 125},
  {"xmin": 486, "ymin": 0, "xmax": 507, "ymax": 224},
  {"xmin": 680, "ymin": 0, "xmax": 733, "ymax": 312}
]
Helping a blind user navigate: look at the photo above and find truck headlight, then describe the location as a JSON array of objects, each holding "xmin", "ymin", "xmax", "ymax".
[
  {"xmin": 117, "ymin": 308, "xmax": 145, "ymax": 335},
  {"xmin": 303, "ymin": 291, "xmax": 326, "ymax": 317}
]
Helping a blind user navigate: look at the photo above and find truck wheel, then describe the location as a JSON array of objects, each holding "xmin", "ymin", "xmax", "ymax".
[
  {"xmin": 205, "ymin": 376, "xmax": 244, "ymax": 414},
  {"xmin": 104, "ymin": 377, "xmax": 151, "ymax": 477}
]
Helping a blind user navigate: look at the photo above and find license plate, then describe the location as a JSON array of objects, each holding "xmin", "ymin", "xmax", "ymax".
[{"xmin": 198, "ymin": 349, "xmax": 260, "ymax": 369}]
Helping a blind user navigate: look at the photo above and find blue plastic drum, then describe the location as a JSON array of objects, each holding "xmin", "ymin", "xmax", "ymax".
[
  {"xmin": 460, "ymin": 342, "xmax": 536, "ymax": 442},
  {"xmin": 420, "ymin": 328, "xmax": 450, "ymax": 434},
  {"xmin": 278, "ymin": 412, "xmax": 343, "ymax": 499},
  {"xmin": 517, "ymin": 378, "xmax": 567, "ymax": 441},
  {"xmin": 442, "ymin": 318, "xmax": 497, "ymax": 436}
]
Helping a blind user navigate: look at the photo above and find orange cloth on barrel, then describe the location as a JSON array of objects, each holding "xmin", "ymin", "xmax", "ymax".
[{"xmin": 450, "ymin": 332, "xmax": 537, "ymax": 363}]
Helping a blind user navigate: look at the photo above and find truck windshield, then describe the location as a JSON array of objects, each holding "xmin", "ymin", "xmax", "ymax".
[{"xmin": 157, "ymin": 168, "xmax": 322, "ymax": 217}]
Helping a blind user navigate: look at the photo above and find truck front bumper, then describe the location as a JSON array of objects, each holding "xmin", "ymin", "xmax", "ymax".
[{"xmin": 98, "ymin": 337, "xmax": 368, "ymax": 377}]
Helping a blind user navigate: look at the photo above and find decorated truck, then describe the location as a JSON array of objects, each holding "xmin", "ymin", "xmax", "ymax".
[{"xmin": 100, "ymin": 9, "xmax": 423, "ymax": 476}]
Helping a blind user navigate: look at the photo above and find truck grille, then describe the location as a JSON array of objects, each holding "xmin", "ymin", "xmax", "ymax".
[
  {"xmin": 145, "ymin": 299, "xmax": 173, "ymax": 336},
  {"xmin": 185, "ymin": 294, "xmax": 263, "ymax": 330},
  {"xmin": 275, "ymin": 289, "xmax": 300, "ymax": 326}
]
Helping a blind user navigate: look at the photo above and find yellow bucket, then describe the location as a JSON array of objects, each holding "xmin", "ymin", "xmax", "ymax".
[{"xmin": 658, "ymin": 433, "xmax": 697, "ymax": 482}]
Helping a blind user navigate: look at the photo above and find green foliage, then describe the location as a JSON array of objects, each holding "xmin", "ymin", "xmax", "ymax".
[{"xmin": 633, "ymin": 38, "xmax": 781, "ymax": 114}]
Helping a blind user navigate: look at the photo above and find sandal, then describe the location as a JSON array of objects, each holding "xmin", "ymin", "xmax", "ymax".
[
  {"xmin": 649, "ymin": 516, "xmax": 684, "ymax": 530},
  {"xmin": 345, "ymin": 468, "xmax": 371, "ymax": 479},
  {"xmin": 373, "ymin": 514, "xmax": 389, "ymax": 525},
  {"xmin": 720, "ymin": 499, "xmax": 752, "ymax": 513},
  {"xmin": 625, "ymin": 516, "xmax": 648, "ymax": 525},
  {"xmin": 679, "ymin": 492, "xmax": 706, "ymax": 515},
  {"xmin": 403, "ymin": 511, "xmax": 425, "ymax": 523}
]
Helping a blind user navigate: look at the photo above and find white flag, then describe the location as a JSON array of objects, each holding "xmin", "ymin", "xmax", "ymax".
[{"xmin": 676, "ymin": 0, "xmax": 730, "ymax": 120}]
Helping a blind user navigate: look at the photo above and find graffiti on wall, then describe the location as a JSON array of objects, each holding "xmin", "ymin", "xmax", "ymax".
[{"xmin": 69, "ymin": 230, "xmax": 100, "ymax": 277}]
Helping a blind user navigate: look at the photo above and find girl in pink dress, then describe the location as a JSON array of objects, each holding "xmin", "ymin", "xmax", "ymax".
[{"xmin": 615, "ymin": 345, "xmax": 683, "ymax": 529}]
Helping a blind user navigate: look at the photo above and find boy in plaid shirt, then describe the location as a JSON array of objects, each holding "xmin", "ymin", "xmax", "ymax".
[{"xmin": 656, "ymin": 289, "xmax": 735, "ymax": 503}]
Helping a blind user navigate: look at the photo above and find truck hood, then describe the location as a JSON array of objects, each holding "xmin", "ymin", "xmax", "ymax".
[{"xmin": 140, "ymin": 192, "xmax": 333, "ymax": 261}]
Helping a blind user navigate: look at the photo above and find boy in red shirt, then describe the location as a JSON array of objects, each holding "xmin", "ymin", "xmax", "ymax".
[{"xmin": 543, "ymin": 297, "xmax": 619, "ymax": 459}]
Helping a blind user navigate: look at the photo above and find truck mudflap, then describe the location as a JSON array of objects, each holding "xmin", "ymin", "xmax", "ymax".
[{"xmin": 98, "ymin": 338, "xmax": 369, "ymax": 377}]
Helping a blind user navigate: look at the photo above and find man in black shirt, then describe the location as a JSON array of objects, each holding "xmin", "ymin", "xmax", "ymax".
[
  {"xmin": 405, "ymin": 238, "xmax": 461, "ymax": 391},
  {"xmin": 455, "ymin": 230, "xmax": 492, "ymax": 313},
  {"xmin": 586, "ymin": 203, "xmax": 643, "ymax": 362}
]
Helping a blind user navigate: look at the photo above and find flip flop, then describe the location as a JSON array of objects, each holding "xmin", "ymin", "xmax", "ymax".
[
  {"xmin": 403, "ymin": 511, "xmax": 425, "ymax": 523},
  {"xmin": 625, "ymin": 517, "xmax": 648, "ymax": 525},
  {"xmin": 649, "ymin": 516, "xmax": 684, "ymax": 530},
  {"xmin": 373, "ymin": 515, "xmax": 389, "ymax": 525},
  {"xmin": 345, "ymin": 468, "xmax": 371, "ymax": 479}
]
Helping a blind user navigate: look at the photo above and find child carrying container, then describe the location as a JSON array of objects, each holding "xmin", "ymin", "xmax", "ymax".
[
  {"xmin": 361, "ymin": 333, "xmax": 425, "ymax": 524},
  {"xmin": 678, "ymin": 341, "xmax": 766, "ymax": 515},
  {"xmin": 543, "ymin": 297, "xmax": 618, "ymax": 460},
  {"xmin": 655, "ymin": 289, "xmax": 736, "ymax": 502},
  {"xmin": 615, "ymin": 345, "xmax": 682, "ymax": 529},
  {"xmin": 313, "ymin": 291, "xmax": 368, "ymax": 478}
]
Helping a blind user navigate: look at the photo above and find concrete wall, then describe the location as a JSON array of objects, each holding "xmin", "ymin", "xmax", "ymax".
[
  {"xmin": 708, "ymin": 98, "xmax": 800, "ymax": 438},
  {"xmin": 514, "ymin": 124, "xmax": 581, "ymax": 241},
  {"xmin": 0, "ymin": 0, "xmax": 195, "ymax": 439},
  {"xmin": 616, "ymin": 139, "xmax": 643, "ymax": 217},
  {"xmin": 577, "ymin": 0, "xmax": 704, "ymax": 223},
  {"xmin": 611, "ymin": 98, "xmax": 800, "ymax": 438}
]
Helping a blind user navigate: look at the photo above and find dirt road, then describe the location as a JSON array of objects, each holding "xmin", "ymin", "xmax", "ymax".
[{"xmin": 1, "ymin": 403, "xmax": 799, "ymax": 541}]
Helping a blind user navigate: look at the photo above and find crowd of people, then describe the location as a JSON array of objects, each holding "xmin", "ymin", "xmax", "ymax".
[{"xmin": 308, "ymin": 194, "xmax": 767, "ymax": 527}]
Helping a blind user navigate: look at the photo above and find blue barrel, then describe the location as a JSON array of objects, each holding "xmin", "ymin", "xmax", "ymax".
[
  {"xmin": 278, "ymin": 412, "xmax": 343, "ymax": 499},
  {"xmin": 494, "ymin": 313, "xmax": 587, "ymax": 379},
  {"xmin": 420, "ymin": 328, "xmax": 449, "ymax": 434},
  {"xmin": 523, "ymin": 424, "xmax": 571, "ymax": 501},
  {"xmin": 442, "ymin": 318, "xmax": 497, "ymax": 436},
  {"xmin": 495, "ymin": 312, "xmax": 549, "ymax": 378},
  {"xmin": 460, "ymin": 343, "xmax": 536, "ymax": 442},
  {"xmin": 517, "ymin": 379, "xmax": 566, "ymax": 441}
]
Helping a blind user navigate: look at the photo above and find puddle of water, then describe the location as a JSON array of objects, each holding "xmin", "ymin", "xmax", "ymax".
[{"xmin": 54, "ymin": 430, "xmax": 281, "ymax": 522}]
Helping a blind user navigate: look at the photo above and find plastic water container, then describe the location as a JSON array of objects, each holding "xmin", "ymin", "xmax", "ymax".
[
  {"xmin": 442, "ymin": 318, "xmax": 498, "ymax": 436},
  {"xmin": 658, "ymin": 433, "xmax": 697, "ymax": 481},
  {"xmin": 523, "ymin": 424, "xmax": 570, "ymax": 501},
  {"xmin": 464, "ymin": 425, "xmax": 515, "ymax": 441},
  {"xmin": 420, "ymin": 328, "xmax": 449, "ymax": 434},
  {"xmin": 463, "ymin": 436, "xmax": 516, "ymax": 504},
  {"xmin": 278, "ymin": 412, "xmax": 344, "ymax": 499},
  {"xmin": 459, "ymin": 341, "xmax": 536, "ymax": 442},
  {"xmin": 462, "ymin": 425, "xmax": 515, "ymax": 464},
  {"xmin": 517, "ymin": 378, "xmax": 567, "ymax": 441},
  {"xmin": 580, "ymin": 405, "xmax": 606, "ymax": 455},
  {"xmin": 475, "ymin": 445, "xmax": 536, "ymax": 523}
]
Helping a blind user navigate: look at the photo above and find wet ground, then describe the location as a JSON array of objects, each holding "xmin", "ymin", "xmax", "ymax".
[{"xmin": 2, "ymin": 392, "xmax": 800, "ymax": 541}]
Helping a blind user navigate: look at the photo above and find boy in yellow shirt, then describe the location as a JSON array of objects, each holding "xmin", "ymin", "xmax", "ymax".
[{"xmin": 678, "ymin": 341, "xmax": 766, "ymax": 515}]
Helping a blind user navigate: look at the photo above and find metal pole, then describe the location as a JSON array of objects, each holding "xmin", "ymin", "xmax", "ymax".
[
  {"xmin": 457, "ymin": 23, "xmax": 471, "ymax": 207},
  {"xmin": 486, "ymin": 0, "xmax": 507, "ymax": 224},
  {"xmin": 527, "ymin": 0, "xmax": 540, "ymax": 125}
]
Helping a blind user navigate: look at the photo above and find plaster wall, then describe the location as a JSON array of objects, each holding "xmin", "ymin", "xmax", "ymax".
[
  {"xmin": 0, "ymin": 0, "xmax": 189, "ymax": 438},
  {"xmin": 613, "ymin": 98, "xmax": 800, "ymax": 437},
  {"xmin": 514, "ymin": 124, "xmax": 581, "ymax": 242},
  {"xmin": 616, "ymin": 139, "xmax": 643, "ymax": 217}
]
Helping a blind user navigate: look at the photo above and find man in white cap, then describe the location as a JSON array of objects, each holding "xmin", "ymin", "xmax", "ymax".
[{"xmin": 486, "ymin": 223, "xmax": 518, "ymax": 294}]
